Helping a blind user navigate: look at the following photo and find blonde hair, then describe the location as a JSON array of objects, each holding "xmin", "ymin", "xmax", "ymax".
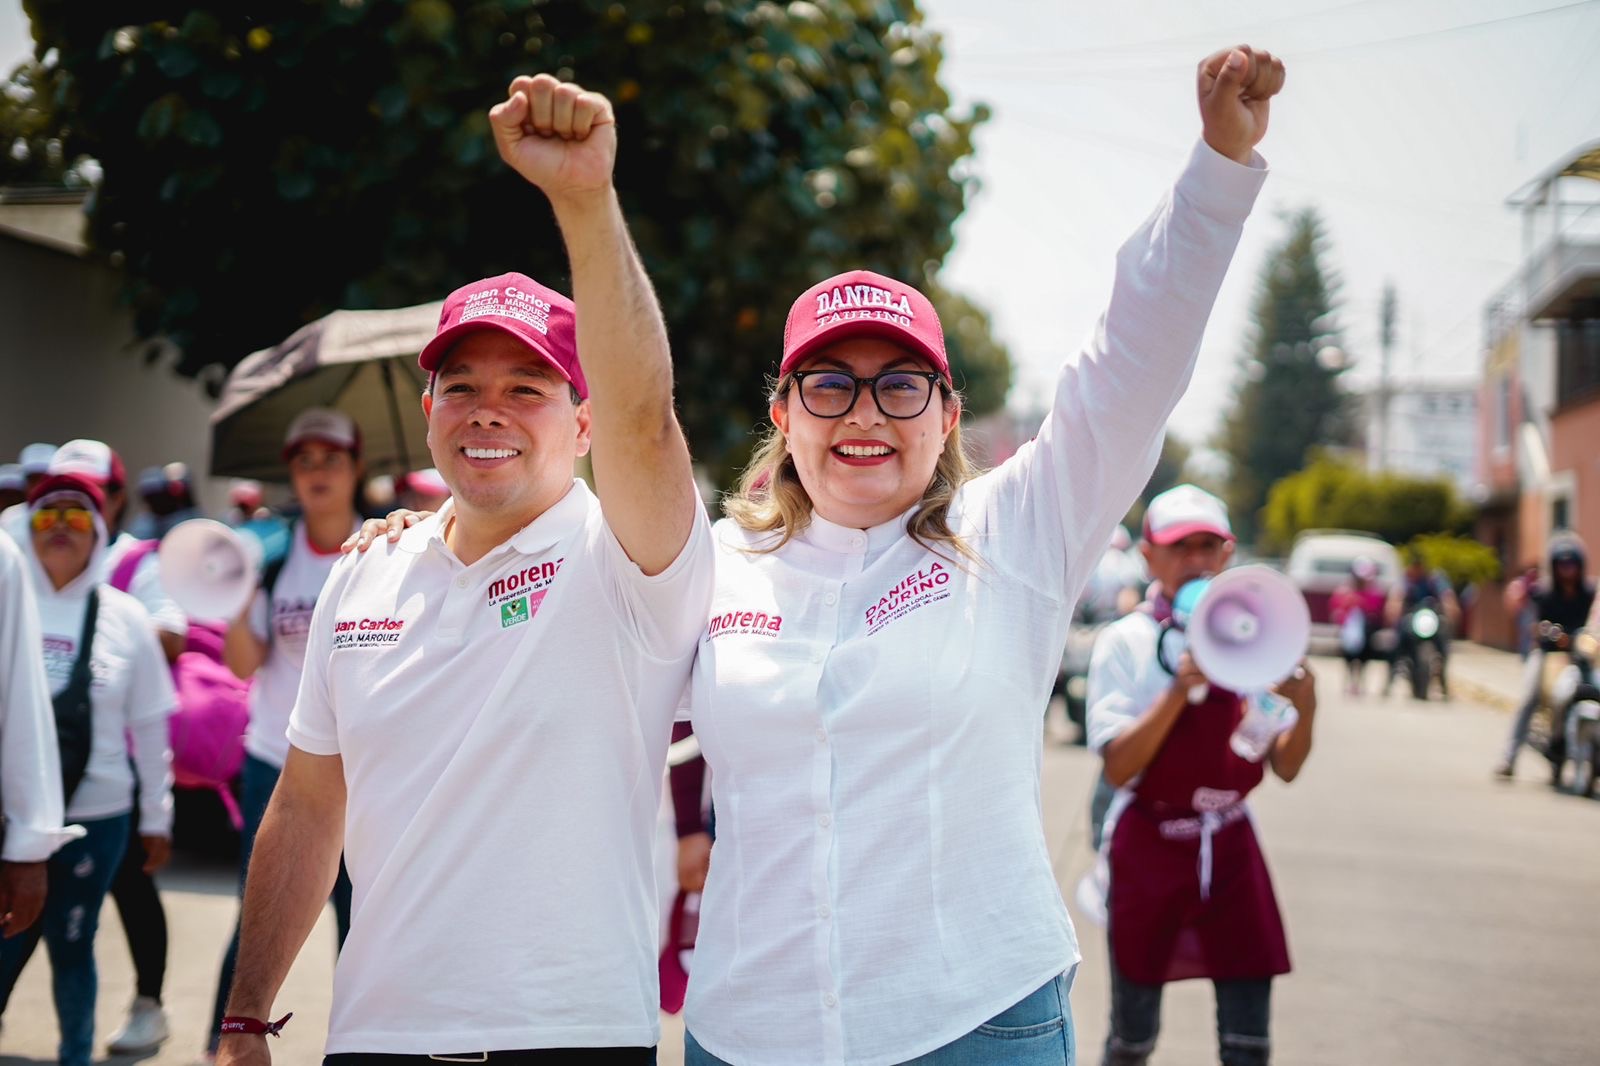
[{"xmin": 723, "ymin": 373, "xmax": 981, "ymax": 565}]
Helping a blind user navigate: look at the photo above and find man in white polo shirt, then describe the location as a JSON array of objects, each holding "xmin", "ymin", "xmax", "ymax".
[{"xmin": 216, "ymin": 75, "xmax": 711, "ymax": 1066}]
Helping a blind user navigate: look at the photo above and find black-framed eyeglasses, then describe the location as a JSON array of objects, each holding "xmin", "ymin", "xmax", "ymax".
[{"xmin": 790, "ymin": 369, "xmax": 945, "ymax": 420}]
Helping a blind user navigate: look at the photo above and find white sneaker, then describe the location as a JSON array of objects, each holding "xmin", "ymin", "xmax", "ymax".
[{"xmin": 106, "ymin": 996, "xmax": 169, "ymax": 1054}]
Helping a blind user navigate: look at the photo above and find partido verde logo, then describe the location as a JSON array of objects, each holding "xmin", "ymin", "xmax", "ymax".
[{"xmin": 500, "ymin": 596, "xmax": 530, "ymax": 629}]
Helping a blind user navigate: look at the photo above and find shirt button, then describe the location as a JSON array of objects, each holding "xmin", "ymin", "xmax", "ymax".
[
  {"xmin": 455, "ymin": 577, "xmax": 467, "ymax": 589},
  {"xmin": 823, "ymin": 992, "xmax": 838, "ymax": 1008},
  {"xmin": 818, "ymin": 904, "xmax": 831, "ymax": 919},
  {"xmin": 815, "ymin": 728, "xmax": 828, "ymax": 743},
  {"xmin": 812, "ymin": 650, "xmax": 825, "ymax": 664},
  {"xmin": 818, "ymin": 814, "xmax": 832, "ymax": 829},
  {"xmin": 849, "ymin": 535, "xmax": 865, "ymax": 549}
]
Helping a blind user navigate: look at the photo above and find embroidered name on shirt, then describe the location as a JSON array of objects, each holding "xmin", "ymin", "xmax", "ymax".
[
  {"xmin": 707, "ymin": 609, "xmax": 783, "ymax": 639},
  {"xmin": 332, "ymin": 617, "xmax": 406, "ymax": 649},
  {"xmin": 865, "ymin": 561, "xmax": 952, "ymax": 635}
]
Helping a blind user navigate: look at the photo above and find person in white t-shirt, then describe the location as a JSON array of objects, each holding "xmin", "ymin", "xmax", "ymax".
[
  {"xmin": 0, "ymin": 469, "xmax": 176, "ymax": 1066},
  {"xmin": 216, "ymin": 74, "xmax": 712, "ymax": 1066},
  {"xmin": 207, "ymin": 407, "xmax": 365, "ymax": 1056},
  {"xmin": 677, "ymin": 47, "xmax": 1284, "ymax": 1066},
  {"xmin": 0, "ymin": 532, "xmax": 82, "ymax": 938}
]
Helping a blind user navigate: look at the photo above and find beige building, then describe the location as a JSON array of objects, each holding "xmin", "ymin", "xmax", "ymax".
[{"xmin": 0, "ymin": 187, "xmax": 224, "ymax": 511}]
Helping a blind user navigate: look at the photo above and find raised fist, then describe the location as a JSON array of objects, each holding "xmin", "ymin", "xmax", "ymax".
[
  {"xmin": 1197, "ymin": 46, "xmax": 1286, "ymax": 165},
  {"xmin": 490, "ymin": 73, "xmax": 617, "ymax": 202}
]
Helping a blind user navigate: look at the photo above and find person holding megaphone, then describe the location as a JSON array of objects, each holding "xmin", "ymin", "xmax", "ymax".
[{"xmin": 1086, "ymin": 484, "xmax": 1316, "ymax": 1066}]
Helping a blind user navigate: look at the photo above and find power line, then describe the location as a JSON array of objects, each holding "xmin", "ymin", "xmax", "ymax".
[
  {"xmin": 950, "ymin": 0, "xmax": 1401, "ymax": 65},
  {"xmin": 957, "ymin": 0, "xmax": 1600, "ymax": 77}
]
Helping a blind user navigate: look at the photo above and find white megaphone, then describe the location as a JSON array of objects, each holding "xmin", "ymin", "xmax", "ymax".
[
  {"xmin": 1183, "ymin": 565, "xmax": 1311, "ymax": 694},
  {"xmin": 158, "ymin": 518, "xmax": 289, "ymax": 621}
]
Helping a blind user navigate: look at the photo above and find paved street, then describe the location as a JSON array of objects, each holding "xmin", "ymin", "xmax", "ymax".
[{"xmin": 3, "ymin": 651, "xmax": 1596, "ymax": 1065}]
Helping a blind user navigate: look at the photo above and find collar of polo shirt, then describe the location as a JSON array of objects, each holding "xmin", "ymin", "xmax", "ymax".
[{"xmin": 397, "ymin": 479, "xmax": 588, "ymax": 559}]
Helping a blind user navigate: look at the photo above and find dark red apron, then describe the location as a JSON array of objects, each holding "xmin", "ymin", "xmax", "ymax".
[{"xmin": 1106, "ymin": 684, "xmax": 1291, "ymax": 984}]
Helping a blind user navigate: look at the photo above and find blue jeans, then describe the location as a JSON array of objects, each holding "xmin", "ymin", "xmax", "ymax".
[
  {"xmin": 210, "ymin": 753, "xmax": 353, "ymax": 1049},
  {"xmin": 0, "ymin": 813, "xmax": 132, "ymax": 1066},
  {"xmin": 685, "ymin": 970, "xmax": 1075, "ymax": 1065}
]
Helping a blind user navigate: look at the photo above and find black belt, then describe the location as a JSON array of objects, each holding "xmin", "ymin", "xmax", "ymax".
[{"xmin": 324, "ymin": 1048, "xmax": 655, "ymax": 1065}]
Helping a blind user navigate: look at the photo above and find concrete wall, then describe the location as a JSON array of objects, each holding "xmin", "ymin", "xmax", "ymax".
[{"xmin": 0, "ymin": 231, "xmax": 226, "ymax": 513}]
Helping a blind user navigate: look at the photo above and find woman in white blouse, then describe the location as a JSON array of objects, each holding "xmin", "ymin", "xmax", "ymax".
[
  {"xmin": 0, "ymin": 467, "xmax": 176, "ymax": 1066},
  {"xmin": 680, "ymin": 46, "xmax": 1284, "ymax": 1066}
]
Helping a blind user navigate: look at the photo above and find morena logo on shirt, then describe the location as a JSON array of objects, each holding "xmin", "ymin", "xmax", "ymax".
[
  {"xmin": 707, "ymin": 608, "xmax": 783, "ymax": 639},
  {"xmin": 865, "ymin": 561, "xmax": 952, "ymax": 636},
  {"xmin": 487, "ymin": 557, "xmax": 563, "ymax": 608}
]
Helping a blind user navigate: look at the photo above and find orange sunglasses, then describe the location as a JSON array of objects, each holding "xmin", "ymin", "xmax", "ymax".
[{"xmin": 31, "ymin": 507, "xmax": 95, "ymax": 534}]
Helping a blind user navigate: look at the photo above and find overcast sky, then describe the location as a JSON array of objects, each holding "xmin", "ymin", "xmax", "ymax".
[{"xmin": 5, "ymin": 1, "xmax": 1598, "ymax": 458}]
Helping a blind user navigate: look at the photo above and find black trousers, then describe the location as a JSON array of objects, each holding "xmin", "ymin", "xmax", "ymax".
[
  {"xmin": 324, "ymin": 1049, "xmax": 654, "ymax": 1065},
  {"xmin": 110, "ymin": 800, "xmax": 167, "ymax": 1002},
  {"xmin": 1102, "ymin": 954, "xmax": 1271, "ymax": 1066}
]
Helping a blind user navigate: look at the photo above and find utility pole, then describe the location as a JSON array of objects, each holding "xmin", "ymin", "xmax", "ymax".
[{"xmin": 1377, "ymin": 282, "xmax": 1397, "ymax": 471}]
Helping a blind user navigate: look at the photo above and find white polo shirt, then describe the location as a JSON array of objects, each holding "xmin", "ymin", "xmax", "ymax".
[
  {"xmin": 684, "ymin": 139, "xmax": 1267, "ymax": 1066},
  {"xmin": 287, "ymin": 479, "xmax": 712, "ymax": 1055}
]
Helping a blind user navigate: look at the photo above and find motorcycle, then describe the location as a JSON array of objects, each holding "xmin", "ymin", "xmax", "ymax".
[
  {"xmin": 1530, "ymin": 625, "xmax": 1600, "ymax": 796},
  {"xmin": 1390, "ymin": 597, "xmax": 1449, "ymax": 701},
  {"xmin": 1054, "ymin": 617, "xmax": 1107, "ymax": 744}
]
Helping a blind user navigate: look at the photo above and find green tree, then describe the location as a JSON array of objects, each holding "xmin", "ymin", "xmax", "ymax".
[
  {"xmin": 15, "ymin": 0, "xmax": 1007, "ymax": 475},
  {"xmin": 1214, "ymin": 208, "xmax": 1351, "ymax": 542},
  {"xmin": 1260, "ymin": 454, "xmax": 1473, "ymax": 553},
  {"xmin": 0, "ymin": 57, "xmax": 71, "ymax": 185}
]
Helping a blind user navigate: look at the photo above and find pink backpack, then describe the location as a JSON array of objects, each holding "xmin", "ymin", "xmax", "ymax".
[{"xmin": 113, "ymin": 541, "xmax": 249, "ymax": 829}]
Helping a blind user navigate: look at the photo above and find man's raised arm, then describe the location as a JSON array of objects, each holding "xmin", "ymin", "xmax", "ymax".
[{"xmin": 490, "ymin": 74, "xmax": 696, "ymax": 576}]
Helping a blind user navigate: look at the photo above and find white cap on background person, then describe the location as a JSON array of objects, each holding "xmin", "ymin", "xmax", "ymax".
[
  {"xmin": 19, "ymin": 442, "xmax": 57, "ymax": 476},
  {"xmin": 1141, "ymin": 484, "xmax": 1234, "ymax": 545}
]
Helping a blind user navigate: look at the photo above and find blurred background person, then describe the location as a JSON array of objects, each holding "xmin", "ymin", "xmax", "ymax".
[
  {"xmin": 0, "ymin": 466, "xmax": 176, "ymax": 1066},
  {"xmin": 224, "ymin": 479, "xmax": 268, "ymax": 527},
  {"xmin": 1496, "ymin": 534, "xmax": 1595, "ymax": 781},
  {"xmin": 1384, "ymin": 550, "xmax": 1459, "ymax": 697},
  {"xmin": 207, "ymin": 407, "xmax": 361, "ymax": 1057},
  {"xmin": 0, "ymin": 463, "xmax": 26, "ymax": 513},
  {"xmin": 1330, "ymin": 556, "xmax": 1387, "ymax": 696},
  {"xmin": 130, "ymin": 462, "xmax": 202, "ymax": 541},
  {"xmin": 395, "ymin": 466, "xmax": 451, "ymax": 513},
  {"xmin": 18, "ymin": 443, "xmax": 56, "ymax": 495}
]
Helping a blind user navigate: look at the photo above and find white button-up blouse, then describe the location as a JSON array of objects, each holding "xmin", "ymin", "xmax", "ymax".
[{"xmin": 684, "ymin": 140, "xmax": 1268, "ymax": 1066}]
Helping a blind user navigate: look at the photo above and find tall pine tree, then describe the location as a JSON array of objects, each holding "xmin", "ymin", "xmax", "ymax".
[{"xmin": 1215, "ymin": 208, "xmax": 1351, "ymax": 543}]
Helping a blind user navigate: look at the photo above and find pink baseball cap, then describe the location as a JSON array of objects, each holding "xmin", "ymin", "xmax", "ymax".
[
  {"xmin": 417, "ymin": 272, "xmax": 586, "ymax": 399},
  {"xmin": 1142, "ymin": 484, "xmax": 1234, "ymax": 546},
  {"xmin": 28, "ymin": 470, "xmax": 106, "ymax": 513},
  {"xmin": 50, "ymin": 439, "xmax": 126, "ymax": 492},
  {"xmin": 781, "ymin": 270, "xmax": 950, "ymax": 383}
]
